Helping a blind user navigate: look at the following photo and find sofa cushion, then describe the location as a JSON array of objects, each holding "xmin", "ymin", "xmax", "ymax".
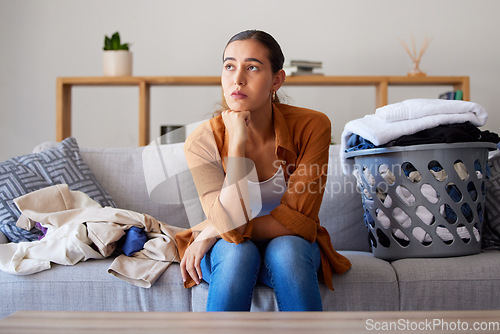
[
  {"xmin": 392, "ymin": 250, "xmax": 500, "ymax": 310},
  {"xmin": 0, "ymin": 137, "xmax": 116, "ymax": 242},
  {"xmin": 0, "ymin": 231, "xmax": 7, "ymax": 244},
  {"xmin": 0, "ymin": 258, "xmax": 191, "ymax": 318},
  {"xmin": 319, "ymin": 145, "xmax": 370, "ymax": 251},
  {"xmin": 80, "ymin": 142, "xmax": 204, "ymax": 229},
  {"xmin": 322, "ymin": 251, "xmax": 399, "ymax": 311}
]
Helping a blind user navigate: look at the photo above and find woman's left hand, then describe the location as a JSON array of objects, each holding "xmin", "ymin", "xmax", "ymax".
[{"xmin": 180, "ymin": 235, "xmax": 217, "ymax": 285}]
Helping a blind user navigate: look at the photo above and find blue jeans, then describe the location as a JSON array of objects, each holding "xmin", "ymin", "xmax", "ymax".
[{"xmin": 200, "ymin": 235, "xmax": 322, "ymax": 311}]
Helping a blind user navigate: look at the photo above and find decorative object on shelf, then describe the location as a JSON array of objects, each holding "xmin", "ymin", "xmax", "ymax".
[
  {"xmin": 399, "ymin": 35, "xmax": 432, "ymax": 77},
  {"xmin": 284, "ymin": 60, "xmax": 323, "ymax": 76},
  {"xmin": 103, "ymin": 32, "xmax": 132, "ymax": 76}
]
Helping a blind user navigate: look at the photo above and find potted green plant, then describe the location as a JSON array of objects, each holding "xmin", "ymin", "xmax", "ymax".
[{"xmin": 103, "ymin": 32, "xmax": 132, "ymax": 76}]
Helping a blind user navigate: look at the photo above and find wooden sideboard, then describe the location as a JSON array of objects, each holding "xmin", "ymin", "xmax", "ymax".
[{"xmin": 56, "ymin": 75, "xmax": 470, "ymax": 146}]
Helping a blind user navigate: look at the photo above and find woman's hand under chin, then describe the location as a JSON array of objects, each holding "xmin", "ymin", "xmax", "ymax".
[{"xmin": 221, "ymin": 109, "xmax": 251, "ymax": 149}]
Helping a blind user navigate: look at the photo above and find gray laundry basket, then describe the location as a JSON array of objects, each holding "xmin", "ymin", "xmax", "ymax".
[{"xmin": 346, "ymin": 142, "xmax": 497, "ymax": 260}]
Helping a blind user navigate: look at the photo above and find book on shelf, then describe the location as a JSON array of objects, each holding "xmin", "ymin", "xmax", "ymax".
[
  {"xmin": 439, "ymin": 90, "xmax": 463, "ymax": 100},
  {"xmin": 287, "ymin": 71, "xmax": 324, "ymax": 76},
  {"xmin": 289, "ymin": 60, "xmax": 323, "ymax": 68},
  {"xmin": 283, "ymin": 66, "xmax": 324, "ymax": 76},
  {"xmin": 284, "ymin": 60, "xmax": 323, "ymax": 76}
]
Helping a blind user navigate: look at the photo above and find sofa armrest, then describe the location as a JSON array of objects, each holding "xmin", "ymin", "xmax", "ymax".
[{"xmin": 0, "ymin": 230, "xmax": 8, "ymax": 244}]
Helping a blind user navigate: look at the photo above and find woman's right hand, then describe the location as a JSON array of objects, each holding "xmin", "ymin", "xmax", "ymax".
[
  {"xmin": 221, "ymin": 109, "xmax": 250, "ymax": 150},
  {"xmin": 180, "ymin": 235, "xmax": 217, "ymax": 285}
]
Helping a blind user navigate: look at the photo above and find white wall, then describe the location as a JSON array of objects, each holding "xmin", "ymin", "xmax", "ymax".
[{"xmin": 1, "ymin": 0, "xmax": 499, "ymax": 160}]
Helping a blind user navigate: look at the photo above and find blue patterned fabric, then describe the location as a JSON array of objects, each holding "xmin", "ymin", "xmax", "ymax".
[{"xmin": 0, "ymin": 137, "xmax": 116, "ymax": 242}]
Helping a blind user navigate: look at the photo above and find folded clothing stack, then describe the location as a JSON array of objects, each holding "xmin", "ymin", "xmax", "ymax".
[{"xmin": 340, "ymin": 99, "xmax": 499, "ymax": 174}]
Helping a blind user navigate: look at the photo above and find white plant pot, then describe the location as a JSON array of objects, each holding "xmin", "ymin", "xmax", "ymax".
[{"xmin": 103, "ymin": 50, "xmax": 133, "ymax": 76}]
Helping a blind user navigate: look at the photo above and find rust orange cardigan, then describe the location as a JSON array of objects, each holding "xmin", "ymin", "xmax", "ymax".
[{"xmin": 175, "ymin": 103, "xmax": 351, "ymax": 290}]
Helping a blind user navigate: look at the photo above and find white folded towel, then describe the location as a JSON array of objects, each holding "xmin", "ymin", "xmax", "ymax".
[
  {"xmin": 341, "ymin": 99, "xmax": 488, "ymax": 174},
  {"xmin": 375, "ymin": 99, "xmax": 488, "ymax": 123}
]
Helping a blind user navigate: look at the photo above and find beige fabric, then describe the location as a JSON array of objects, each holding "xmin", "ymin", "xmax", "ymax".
[{"xmin": 0, "ymin": 184, "xmax": 185, "ymax": 288}]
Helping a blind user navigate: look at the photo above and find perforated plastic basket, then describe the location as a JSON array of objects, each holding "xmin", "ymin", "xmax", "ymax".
[{"xmin": 345, "ymin": 142, "xmax": 497, "ymax": 260}]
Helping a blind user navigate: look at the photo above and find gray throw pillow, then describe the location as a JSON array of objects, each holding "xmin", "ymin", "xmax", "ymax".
[{"xmin": 0, "ymin": 137, "xmax": 116, "ymax": 242}]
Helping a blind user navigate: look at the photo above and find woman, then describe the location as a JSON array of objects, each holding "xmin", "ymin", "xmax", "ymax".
[{"xmin": 175, "ymin": 30, "xmax": 351, "ymax": 311}]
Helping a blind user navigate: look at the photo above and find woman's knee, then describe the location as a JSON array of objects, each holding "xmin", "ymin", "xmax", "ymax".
[
  {"xmin": 264, "ymin": 235, "xmax": 319, "ymax": 269},
  {"xmin": 210, "ymin": 239, "xmax": 261, "ymax": 270}
]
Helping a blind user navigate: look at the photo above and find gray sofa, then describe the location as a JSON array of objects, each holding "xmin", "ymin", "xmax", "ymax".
[{"xmin": 1, "ymin": 142, "xmax": 499, "ymax": 317}]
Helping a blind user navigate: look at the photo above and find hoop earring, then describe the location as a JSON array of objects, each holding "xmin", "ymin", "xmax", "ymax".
[{"xmin": 271, "ymin": 90, "xmax": 276, "ymax": 101}]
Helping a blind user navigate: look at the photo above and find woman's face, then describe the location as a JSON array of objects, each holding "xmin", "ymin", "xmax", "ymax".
[{"xmin": 222, "ymin": 39, "xmax": 276, "ymax": 112}]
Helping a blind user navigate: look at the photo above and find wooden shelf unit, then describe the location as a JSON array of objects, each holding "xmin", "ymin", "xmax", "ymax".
[{"xmin": 56, "ymin": 75, "xmax": 470, "ymax": 146}]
